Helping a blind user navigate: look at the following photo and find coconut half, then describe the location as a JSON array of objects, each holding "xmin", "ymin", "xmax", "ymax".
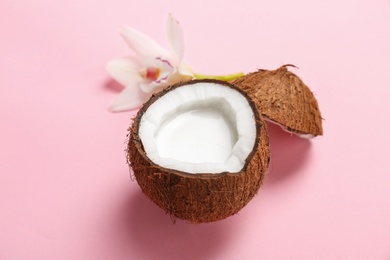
[
  {"xmin": 231, "ymin": 65, "xmax": 323, "ymax": 137},
  {"xmin": 127, "ymin": 79, "xmax": 270, "ymax": 223}
]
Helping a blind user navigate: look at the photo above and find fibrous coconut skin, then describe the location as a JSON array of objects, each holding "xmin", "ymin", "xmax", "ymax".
[
  {"xmin": 231, "ymin": 65, "xmax": 323, "ymax": 137},
  {"xmin": 127, "ymin": 79, "xmax": 270, "ymax": 223}
]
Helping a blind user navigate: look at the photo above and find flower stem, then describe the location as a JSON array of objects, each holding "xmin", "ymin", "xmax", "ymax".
[{"xmin": 193, "ymin": 72, "xmax": 244, "ymax": 81}]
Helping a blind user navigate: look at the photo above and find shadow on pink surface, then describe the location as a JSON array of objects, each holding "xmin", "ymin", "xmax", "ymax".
[
  {"xmin": 104, "ymin": 79, "xmax": 124, "ymax": 93},
  {"xmin": 264, "ymin": 122, "xmax": 312, "ymax": 184},
  {"xmin": 113, "ymin": 191, "xmax": 236, "ymax": 260}
]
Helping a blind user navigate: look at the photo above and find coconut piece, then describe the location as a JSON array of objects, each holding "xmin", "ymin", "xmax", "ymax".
[
  {"xmin": 127, "ymin": 79, "xmax": 270, "ymax": 223},
  {"xmin": 231, "ymin": 65, "xmax": 323, "ymax": 137}
]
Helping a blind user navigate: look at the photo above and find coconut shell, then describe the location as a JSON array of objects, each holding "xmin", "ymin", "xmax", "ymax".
[
  {"xmin": 231, "ymin": 65, "xmax": 323, "ymax": 137},
  {"xmin": 127, "ymin": 80, "xmax": 270, "ymax": 223}
]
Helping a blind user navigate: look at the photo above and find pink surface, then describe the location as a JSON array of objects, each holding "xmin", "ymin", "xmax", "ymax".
[{"xmin": 1, "ymin": 0, "xmax": 390, "ymax": 259}]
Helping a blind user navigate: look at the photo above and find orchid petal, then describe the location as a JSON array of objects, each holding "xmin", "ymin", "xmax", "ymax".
[
  {"xmin": 106, "ymin": 57, "xmax": 142, "ymax": 87},
  {"xmin": 139, "ymin": 82, "xmax": 160, "ymax": 93},
  {"xmin": 167, "ymin": 14, "xmax": 184, "ymax": 62},
  {"xmin": 154, "ymin": 57, "xmax": 175, "ymax": 83},
  {"xmin": 120, "ymin": 26, "xmax": 172, "ymax": 59},
  {"xmin": 178, "ymin": 62, "xmax": 194, "ymax": 77},
  {"xmin": 108, "ymin": 85, "xmax": 149, "ymax": 112}
]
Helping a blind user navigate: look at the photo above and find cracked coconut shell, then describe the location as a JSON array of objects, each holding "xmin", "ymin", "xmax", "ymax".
[
  {"xmin": 127, "ymin": 80, "xmax": 270, "ymax": 223},
  {"xmin": 232, "ymin": 65, "xmax": 323, "ymax": 137}
]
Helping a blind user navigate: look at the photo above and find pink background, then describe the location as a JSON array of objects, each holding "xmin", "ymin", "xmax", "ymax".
[{"xmin": 1, "ymin": 0, "xmax": 390, "ymax": 259}]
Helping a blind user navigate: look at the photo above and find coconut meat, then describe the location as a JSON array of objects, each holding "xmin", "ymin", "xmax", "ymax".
[
  {"xmin": 264, "ymin": 117, "xmax": 314, "ymax": 139},
  {"xmin": 138, "ymin": 82, "xmax": 257, "ymax": 174}
]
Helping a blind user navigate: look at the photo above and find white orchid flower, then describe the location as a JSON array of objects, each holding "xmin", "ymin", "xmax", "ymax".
[{"xmin": 107, "ymin": 14, "xmax": 193, "ymax": 112}]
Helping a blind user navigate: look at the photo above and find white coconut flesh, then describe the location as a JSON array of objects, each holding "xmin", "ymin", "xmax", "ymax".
[
  {"xmin": 264, "ymin": 118, "xmax": 314, "ymax": 139},
  {"xmin": 138, "ymin": 81, "xmax": 257, "ymax": 174}
]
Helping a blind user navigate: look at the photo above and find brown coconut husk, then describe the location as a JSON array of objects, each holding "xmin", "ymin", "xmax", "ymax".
[
  {"xmin": 127, "ymin": 80, "xmax": 270, "ymax": 223},
  {"xmin": 231, "ymin": 65, "xmax": 323, "ymax": 137}
]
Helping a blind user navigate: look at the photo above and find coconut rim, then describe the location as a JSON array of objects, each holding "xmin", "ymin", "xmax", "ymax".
[
  {"xmin": 231, "ymin": 64, "xmax": 323, "ymax": 137},
  {"xmin": 128, "ymin": 79, "xmax": 262, "ymax": 179},
  {"xmin": 264, "ymin": 117, "xmax": 317, "ymax": 138}
]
